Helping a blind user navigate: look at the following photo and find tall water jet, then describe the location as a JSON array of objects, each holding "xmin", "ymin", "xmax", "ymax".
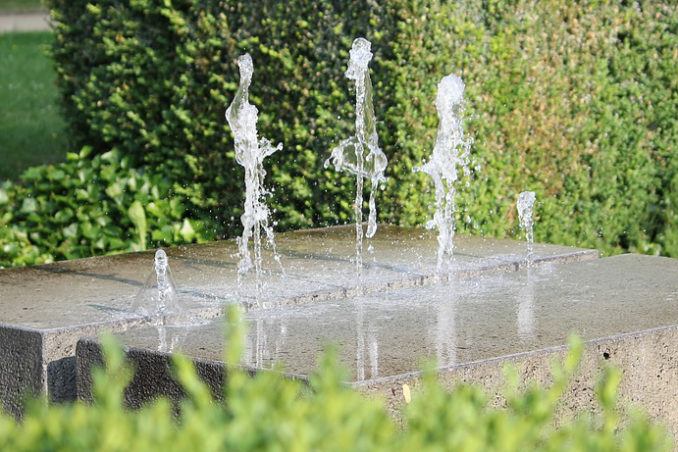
[
  {"xmin": 133, "ymin": 249, "xmax": 179, "ymax": 317},
  {"xmin": 416, "ymin": 74, "xmax": 472, "ymax": 272},
  {"xmin": 355, "ymin": 298, "xmax": 379, "ymax": 381},
  {"xmin": 435, "ymin": 284, "xmax": 458, "ymax": 365},
  {"xmin": 226, "ymin": 54, "xmax": 283, "ymax": 299},
  {"xmin": 325, "ymin": 38, "xmax": 387, "ymax": 279},
  {"xmin": 517, "ymin": 191, "xmax": 537, "ymax": 265}
]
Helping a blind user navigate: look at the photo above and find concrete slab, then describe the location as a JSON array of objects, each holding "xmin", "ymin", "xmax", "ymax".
[
  {"xmin": 170, "ymin": 224, "xmax": 597, "ymax": 306},
  {"xmin": 0, "ymin": 247, "xmax": 229, "ymax": 414},
  {"xmin": 76, "ymin": 255, "xmax": 678, "ymax": 433},
  {"xmin": 0, "ymin": 225, "xmax": 595, "ymax": 413}
]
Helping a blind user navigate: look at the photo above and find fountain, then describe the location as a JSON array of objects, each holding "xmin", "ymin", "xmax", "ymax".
[
  {"xmin": 325, "ymin": 38, "xmax": 388, "ymax": 280},
  {"xmin": 416, "ymin": 74, "xmax": 473, "ymax": 272},
  {"xmin": 1, "ymin": 40, "xmax": 677, "ymax": 440},
  {"xmin": 79, "ymin": 254, "xmax": 678, "ymax": 407},
  {"xmin": 132, "ymin": 249, "xmax": 179, "ymax": 317},
  {"xmin": 517, "ymin": 191, "xmax": 537, "ymax": 265},
  {"xmin": 226, "ymin": 53, "xmax": 283, "ymax": 300}
]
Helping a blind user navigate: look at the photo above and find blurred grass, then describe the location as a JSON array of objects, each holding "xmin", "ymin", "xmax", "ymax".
[
  {"xmin": 0, "ymin": 32, "xmax": 68, "ymax": 181},
  {"xmin": 0, "ymin": 0, "xmax": 44, "ymax": 12}
]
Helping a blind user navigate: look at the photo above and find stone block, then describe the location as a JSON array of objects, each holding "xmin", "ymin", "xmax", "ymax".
[
  {"xmin": 0, "ymin": 225, "xmax": 596, "ymax": 413},
  {"xmin": 76, "ymin": 254, "xmax": 678, "ymax": 438}
]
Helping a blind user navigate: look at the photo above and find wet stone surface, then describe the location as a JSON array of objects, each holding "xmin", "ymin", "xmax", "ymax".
[
  {"xmin": 0, "ymin": 225, "xmax": 596, "ymax": 413},
  {"xmin": 0, "ymin": 225, "xmax": 597, "ymax": 329},
  {"xmin": 90, "ymin": 254, "xmax": 678, "ymax": 382}
]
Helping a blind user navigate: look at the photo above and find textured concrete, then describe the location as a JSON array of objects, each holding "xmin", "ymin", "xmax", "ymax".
[
  {"xmin": 76, "ymin": 254, "xmax": 678, "ymax": 436},
  {"xmin": 0, "ymin": 250, "xmax": 222, "ymax": 414},
  {"xmin": 162, "ymin": 224, "xmax": 598, "ymax": 307},
  {"xmin": 359, "ymin": 325, "xmax": 678, "ymax": 441},
  {"xmin": 77, "ymin": 340, "xmax": 228, "ymax": 409},
  {"xmin": 0, "ymin": 225, "xmax": 595, "ymax": 413}
]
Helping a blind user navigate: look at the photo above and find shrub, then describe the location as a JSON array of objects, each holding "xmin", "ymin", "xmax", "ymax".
[
  {"xmin": 0, "ymin": 147, "xmax": 213, "ymax": 268},
  {"xmin": 44, "ymin": 0, "xmax": 677, "ymax": 257},
  {"xmin": 0, "ymin": 315, "xmax": 670, "ymax": 451},
  {"xmin": 382, "ymin": 0, "xmax": 678, "ymax": 258},
  {"xmin": 46, "ymin": 0, "xmax": 382, "ymax": 237}
]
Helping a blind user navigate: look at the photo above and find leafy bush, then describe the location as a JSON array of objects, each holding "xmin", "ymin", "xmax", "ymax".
[
  {"xmin": 47, "ymin": 0, "xmax": 381, "ymax": 236},
  {"xmin": 44, "ymin": 0, "xmax": 677, "ymax": 256},
  {"xmin": 381, "ymin": 0, "xmax": 678, "ymax": 258},
  {"xmin": 0, "ymin": 147, "xmax": 212, "ymax": 268},
  {"xmin": 0, "ymin": 314, "xmax": 670, "ymax": 451}
]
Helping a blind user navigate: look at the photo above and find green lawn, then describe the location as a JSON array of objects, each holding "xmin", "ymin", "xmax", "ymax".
[
  {"xmin": 0, "ymin": 32, "xmax": 68, "ymax": 181},
  {"xmin": 0, "ymin": 0, "xmax": 44, "ymax": 12}
]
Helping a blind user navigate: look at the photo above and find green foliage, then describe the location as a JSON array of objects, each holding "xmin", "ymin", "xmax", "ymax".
[
  {"xmin": 44, "ymin": 0, "xmax": 677, "ymax": 256},
  {"xmin": 0, "ymin": 147, "xmax": 213, "ymax": 268},
  {"xmin": 0, "ymin": 316, "xmax": 671, "ymax": 451},
  {"xmin": 381, "ymin": 0, "xmax": 678, "ymax": 258},
  {"xmin": 46, "ymin": 0, "xmax": 389, "ymax": 237}
]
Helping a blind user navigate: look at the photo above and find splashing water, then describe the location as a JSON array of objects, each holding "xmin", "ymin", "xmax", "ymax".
[
  {"xmin": 154, "ymin": 249, "xmax": 175, "ymax": 313},
  {"xmin": 325, "ymin": 38, "xmax": 387, "ymax": 275},
  {"xmin": 226, "ymin": 54, "xmax": 283, "ymax": 299},
  {"xmin": 517, "ymin": 191, "xmax": 537, "ymax": 265},
  {"xmin": 416, "ymin": 74, "xmax": 472, "ymax": 272},
  {"xmin": 133, "ymin": 249, "xmax": 179, "ymax": 318}
]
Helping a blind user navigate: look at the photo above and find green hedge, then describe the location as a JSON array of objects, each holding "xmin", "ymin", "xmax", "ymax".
[
  {"xmin": 0, "ymin": 147, "xmax": 211, "ymax": 268},
  {"xmin": 0, "ymin": 317, "xmax": 671, "ymax": 451},
  {"xmin": 44, "ymin": 0, "xmax": 677, "ymax": 257},
  {"xmin": 376, "ymin": 0, "xmax": 677, "ymax": 257},
  {"xmin": 47, "ymin": 0, "xmax": 376, "ymax": 237}
]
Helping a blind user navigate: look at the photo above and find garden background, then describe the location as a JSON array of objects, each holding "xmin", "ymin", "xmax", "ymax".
[
  {"xmin": 0, "ymin": 1, "xmax": 677, "ymax": 449},
  {"xmin": 1, "ymin": 0, "xmax": 676, "ymax": 268}
]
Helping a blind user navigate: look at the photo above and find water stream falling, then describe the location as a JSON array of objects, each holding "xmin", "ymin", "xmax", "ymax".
[
  {"xmin": 416, "ymin": 74, "xmax": 472, "ymax": 272},
  {"xmin": 226, "ymin": 54, "xmax": 283, "ymax": 300},
  {"xmin": 517, "ymin": 267, "xmax": 535, "ymax": 341},
  {"xmin": 325, "ymin": 38, "xmax": 387, "ymax": 281},
  {"xmin": 156, "ymin": 323, "xmax": 188, "ymax": 353},
  {"xmin": 517, "ymin": 191, "xmax": 537, "ymax": 265}
]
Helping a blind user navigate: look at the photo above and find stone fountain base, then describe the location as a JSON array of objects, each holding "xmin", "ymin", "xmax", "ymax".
[
  {"xmin": 76, "ymin": 252, "xmax": 678, "ymax": 440},
  {"xmin": 0, "ymin": 225, "xmax": 595, "ymax": 415},
  {"xmin": 4, "ymin": 224, "xmax": 675, "ymax": 428}
]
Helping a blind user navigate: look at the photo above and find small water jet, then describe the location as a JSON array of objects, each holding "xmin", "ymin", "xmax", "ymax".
[
  {"xmin": 133, "ymin": 249, "xmax": 179, "ymax": 317},
  {"xmin": 517, "ymin": 191, "xmax": 537, "ymax": 265},
  {"xmin": 416, "ymin": 74, "xmax": 472, "ymax": 272},
  {"xmin": 325, "ymin": 38, "xmax": 387, "ymax": 279},
  {"xmin": 226, "ymin": 53, "xmax": 283, "ymax": 300}
]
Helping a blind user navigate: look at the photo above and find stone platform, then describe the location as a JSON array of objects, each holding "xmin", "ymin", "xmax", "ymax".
[
  {"xmin": 0, "ymin": 225, "xmax": 593, "ymax": 414},
  {"xmin": 76, "ymin": 254, "xmax": 678, "ymax": 437}
]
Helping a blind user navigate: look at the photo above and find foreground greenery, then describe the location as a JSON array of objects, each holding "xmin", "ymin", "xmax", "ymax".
[
  {"xmin": 0, "ymin": 32, "xmax": 68, "ymax": 180},
  {"xmin": 0, "ymin": 320, "xmax": 670, "ymax": 451}
]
